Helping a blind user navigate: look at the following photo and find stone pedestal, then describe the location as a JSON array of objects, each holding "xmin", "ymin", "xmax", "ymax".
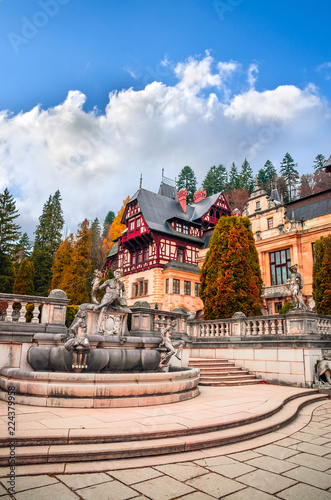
[{"xmin": 285, "ymin": 310, "xmax": 319, "ymax": 335}]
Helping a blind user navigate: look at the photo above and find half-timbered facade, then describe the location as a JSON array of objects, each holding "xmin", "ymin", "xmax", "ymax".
[{"xmin": 106, "ymin": 177, "xmax": 231, "ymax": 312}]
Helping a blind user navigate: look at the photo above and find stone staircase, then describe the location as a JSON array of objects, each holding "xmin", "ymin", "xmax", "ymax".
[
  {"xmin": 189, "ymin": 358, "xmax": 262, "ymax": 386},
  {"xmin": 0, "ymin": 389, "xmax": 326, "ymax": 466}
]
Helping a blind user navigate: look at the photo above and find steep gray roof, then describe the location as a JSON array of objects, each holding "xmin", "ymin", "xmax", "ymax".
[
  {"xmin": 286, "ymin": 197, "xmax": 331, "ymax": 221},
  {"xmin": 128, "ymin": 188, "xmax": 223, "ymax": 240}
]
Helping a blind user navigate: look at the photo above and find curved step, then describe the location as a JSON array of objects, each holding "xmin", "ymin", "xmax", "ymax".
[{"xmin": 0, "ymin": 393, "xmax": 326, "ymax": 465}]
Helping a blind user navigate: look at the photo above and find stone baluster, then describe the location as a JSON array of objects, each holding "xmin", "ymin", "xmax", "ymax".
[
  {"xmin": 245, "ymin": 321, "xmax": 251, "ymax": 336},
  {"xmin": 225, "ymin": 323, "xmax": 229, "ymax": 336},
  {"xmin": 220, "ymin": 323, "xmax": 225, "ymax": 336},
  {"xmin": 31, "ymin": 303, "xmax": 40, "ymax": 324},
  {"xmin": 271, "ymin": 320, "xmax": 277, "ymax": 335},
  {"xmin": 277, "ymin": 319, "xmax": 284, "ymax": 335},
  {"xmin": 258, "ymin": 320, "xmax": 263, "ymax": 335},
  {"xmin": 4, "ymin": 301, "xmax": 14, "ymax": 322},
  {"xmin": 215, "ymin": 323, "xmax": 220, "ymax": 336},
  {"xmin": 18, "ymin": 303, "xmax": 27, "ymax": 323},
  {"xmin": 265, "ymin": 320, "xmax": 270, "ymax": 335},
  {"xmin": 252, "ymin": 321, "xmax": 258, "ymax": 335}
]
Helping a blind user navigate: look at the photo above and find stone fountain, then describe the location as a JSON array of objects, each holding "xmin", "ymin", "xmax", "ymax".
[{"xmin": 1, "ymin": 270, "xmax": 199, "ymax": 407}]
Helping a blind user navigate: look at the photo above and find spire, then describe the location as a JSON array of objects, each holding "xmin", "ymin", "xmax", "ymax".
[{"xmin": 139, "ymin": 174, "xmax": 143, "ymax": 188}]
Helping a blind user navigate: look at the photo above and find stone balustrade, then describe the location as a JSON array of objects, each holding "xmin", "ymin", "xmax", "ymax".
[
  {"xmin": 318, "ymin": 317, "xmax": 331, "ymax": 335},
  {"xmin": 190, "ymin": 315, "xmax": 286, "ymax": 338},
  {"xmin": 0, "ymin": 290, "xmax": 69, "ymax": 326}
]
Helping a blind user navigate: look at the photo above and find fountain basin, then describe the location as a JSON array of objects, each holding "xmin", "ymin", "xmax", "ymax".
[{"xmin": 0, "ymin": 366, "xmax": 199, "ymax": 407}]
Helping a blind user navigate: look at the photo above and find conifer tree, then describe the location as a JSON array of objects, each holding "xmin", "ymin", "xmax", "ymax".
[
  {"xmin": 102, "ymin": 197, "xmax": 130, "ymax": 257},
  {"xmin": 91, "ymin": 218, "xmax": 103, "ymax": 271},
  {"xmin": 51, "ymin": 235, "xmax": 74, "ymax": 292},
  {"xmin": 16, "ymin": 232, "xmax": 32, "ymax": 260},
  {"xmin": 200, "ymin": 216, "xmax": 263, "ymax": 319},
  {"xmin": 102, "ymin": 210, "xmax": 115, "ymax": 240},
  {"xmin": 177, "ymin": 166, "xmax": 197, "ymax": 203},
  {"xmin": 67, "ymin": 219, "xmax": 92, "ymax": 304},
  {"xmin": 313, "ymin": 235, "xmax": 331, "ymax": 315},
  {"xmin": 263, "ymin": 160, "xmax": 277, "ymax": 194},
  {"xmin": 0, "ymin": 188, "xmax": 21, "ymax": 257},
  {"xmin": 202, "ymin": 165, "xmax": 228, "ymax": 196},
  {"xmin": 280, "ymin": 153, "xmax": 299, "ymax": 200},
  {"xmin": 239, "ymin": 159, "xmax": 254, "ymax": 193},
  {"xmin": 313, "ymin": 154, "xmax": 326, "ymax": 171},
  {"xmin": 0, "ymin": 188, "xmax": 20, "ymax": 292},
  {"xmin": 32, "ymin": 190, "xmax": 65, "ymax": 296},
  {"xmin": 228, "ymin": 162, "xmax": 240, "ymax": 189},
  {"xmin": 13, "ymin": 259, "xmax": 35, "ymax": 295}
]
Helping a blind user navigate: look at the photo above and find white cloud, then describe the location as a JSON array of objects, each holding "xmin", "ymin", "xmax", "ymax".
[
  {"xmin": 316, "ymin": 61, "xmax": 331, "ymax": 80},
  {"xmin": 0, "ymin": 53, "xmax": 330, "ymax": 237},
  {"xmin": 247, "ymin": 63, "xmax": 259, "ymax": 89}
]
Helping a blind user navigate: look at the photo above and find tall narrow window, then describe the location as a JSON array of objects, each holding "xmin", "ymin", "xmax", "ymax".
[
  {"xmin": 195, "ymin": 283, "xmax": 200, "ymax": 297},
  {"xmin": 165, "ymin": 279, "xmax": 169, "ymax": 294},
  {"xmin": 184, "ymin": 281, "xmax": 191, "ymax": 295},
  {"xmin": 129, "ymin": 220, "xmax": 135, "ymax": 231},
  {"xmin": 137, "ymin": 249, "xmax": 143, "ymax": 263},
  {"xmin": 177, "ymin": 248, "xmax": 184, "ymax": 262},
  {"xmin": 270, "ymin": 249, "xmax": 291, "ymax": 285},
  {"xmin": 136, "ymin": 217, "xmax": 141, "ymax": 228},
  {"xmin": 173, "ymin": 279, "xmax": 180, "ymax": 294},
  {"xmin": 267, "ymin": 217, "xmax": 274, "ymax": 229},
  {"xmin": 131, "ymin": 253, "xmax": 136, "ymax": 265}
]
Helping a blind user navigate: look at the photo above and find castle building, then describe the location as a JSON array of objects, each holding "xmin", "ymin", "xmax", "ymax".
[
  {"xmin": 242, "ymin": 182, "xmax": 331, "ymax": 314},
  {"xmin": 106, "ymin": 175, "xmax": 231, "ymax": 312}
]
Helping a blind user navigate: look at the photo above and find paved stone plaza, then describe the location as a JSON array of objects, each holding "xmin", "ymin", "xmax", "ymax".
[{"xmin": 0, "ymin": 386, "xmax": 331, "ymax": 499}]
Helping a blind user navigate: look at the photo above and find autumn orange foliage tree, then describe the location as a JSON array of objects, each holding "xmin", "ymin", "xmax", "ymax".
[
  {"xmin": 51, "ymin": 220, "xmax": 92, "ymax": 304},
  {"xmin": 200, "ymin": 216, "xmax": 263, "ymax": 319},
  {"xmin": 102, "ymin": 196, "xmax": 130, "ymax": 257}
]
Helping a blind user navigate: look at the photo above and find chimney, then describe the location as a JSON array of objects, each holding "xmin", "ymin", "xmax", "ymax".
[
  {"xmin": 193, "ymin": 189, "xmax": 207, "ymax": 204},
  {"xmin": 178, "ymin": 189, "xmax": 187, "ymax": 213}
]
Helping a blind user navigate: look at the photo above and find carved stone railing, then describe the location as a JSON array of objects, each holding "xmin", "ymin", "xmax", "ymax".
[
  {"xmin": 0, "ymin": 290, "xmax": 69, "ymax": 326},
  {"xmin": 318, "ymin": 317, "xmax": 331, "ymax": 335},
  {"xmin": 189, "ymin": 311, "xmax": 331, "ymax": 339},
  {"xmin": 189, "ymin": 315, "xmax": 286, "ymax": 338}
]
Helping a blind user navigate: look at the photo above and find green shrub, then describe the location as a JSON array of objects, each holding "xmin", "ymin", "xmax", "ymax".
[{"xmin": 278, "ymin": 301, "xmax": 294, "ymax": 315}]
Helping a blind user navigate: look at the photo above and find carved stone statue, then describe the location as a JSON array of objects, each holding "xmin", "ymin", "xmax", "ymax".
[
  {"xmin": 315, "ymin": 359, "xmax": 331, "ymax": 385},
  {"xmin": 64, "ymin": 304, "xmax": 91, "ymax": 372},
  {"xmin": 288, "ymin": 264, "xmax": 308, "ymax": 311},
  {"xmin": 159, "ymin": 319, "xmax": 185, "ymax": 368}
]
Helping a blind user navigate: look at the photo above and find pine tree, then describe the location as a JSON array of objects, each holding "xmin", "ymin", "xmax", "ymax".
[
  {"xmin": 280, "ymin": 153, "xmax": 299, "ymax": 200},
  {"xmin": 313, "ymin": 154, "xmax": 326, "ymax": 171},
  {"xmin": 228, "ymin": 162, "xmax": 240, "ymax": 189},
  {"xmin": 257, "ymin": 168, "xmax": 267, "ymax": 190},
  {"xmin": 239, "ymin": 159, "xmax": 254, "ymax": 193},
  {"xmin": 16, "ymin": 232, "xmax": 32, "ymax": 260},
  {"xmin": 51, "ymin": 235, "xmax": 74, "ymax": 292},
  {"xmin": 34, "ymin": 190, "xmax": 64, "ymax": 255},
  {"xmin": 313, "ymin": 235, "xmax": 331, "ymax": 315},
  {"xmin": 13, "ymin": 259, "xmax": 35, "ymax": 295},
  {"xmin": 68, "ymin": 219, "xmax": 92, "ymax": 304},
  {"xmin": 263, "ymin": 160, "xmax": 277, "ymax": 194},
  {"xmin": 32, "ymin": 191, "xmax": 65, "ymax": 295},
  {"xmin": 91, "ymin": 218, "xmax": 103, "ymax": 271},
  {"xmin": 200, "ymin": 216, "xmax": 263, "ymax": 319},
  {"xmin": 102, "ymin": 210, "xmax": 115, "ymax": 240},
  {"xmin": 177, "ymin": 166, "xmax": 197, "ymax": 203},
  {"xmin": 202, "ymin": 165, "xmax": 228, "ymax": 196},
  {"xmin": 0, "ymin": 188, "xmax": 21, "ymax": 257},
  {"xmin": 102, "ymin": 197, "xmax": 130, "ymax": 257}
]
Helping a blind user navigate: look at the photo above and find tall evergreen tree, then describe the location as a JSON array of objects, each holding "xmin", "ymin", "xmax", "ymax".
[
  {"xmin": 176, "ymin": 166, "xmax": 197, "ymax": 203},
  {"xmin": 263, "ymin": 160, "xmax": 277, "ymax": 194},
  {"xmin": 228, "ymin": 162, "xmax": 240, "ymax": 189},
  {"xmin": 239, "ymin": 159, "xmax": 254, "ymax": 193},
  {"xmin": 91, "ymin": 218, "xmax": 103, "ymax": 271},
  {"xmin": 32, "ymin": 191, "xmax": 65, "ymax": 295},
  {"xmin": 313, "ymin": 154, "xmax": 326, "ymax": 171},
  {"xmin": 313, "ymin": 235, "xmax": 331, "ymax": 315},
  {"xmin": 0, "ymin": 188, "xmax": 20, "ymax": 292},
  {"xmin": 15, "ymin": 232, "xmax": 32, "ymax": 262},
  {"xmin": 68, "ymin": 219, "xmax": 92, "ymax": 304},
  {"xmin": 257, "ymin": 168, "xmax": 267, "ymax": 190},
  {"xmin": 0, "ymin": 188, "xmax": 21, "ymax": 257},
  {"xmin": 200, "ymin": 216, "xmax": 263, "ymax": 319},
  {"xmin": 51, "ymin": 235, "xmax": 74, "ymax": 293},
  {"xmin": 102, "ymin": 210, "xmax": 115, "ymax": 240},
  {"xmin": 280, "ymin": 153, "xmax": 299, "ymax": 200},
  {"xmin": 202, "ymin": 165, "xmax": 228, "ymax": 196},
  {"xmin": 13, "ymin": 259, "xmax": 35, "ymax": 295},
  {"xmin": 34, "ymin": 190, "xmax": 64, "ymax": 255}
]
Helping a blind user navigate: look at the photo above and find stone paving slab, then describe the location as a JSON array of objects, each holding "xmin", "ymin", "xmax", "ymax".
[{"xmin": 0, "ymin": 396, "xmax": 331, "ymax": 499}]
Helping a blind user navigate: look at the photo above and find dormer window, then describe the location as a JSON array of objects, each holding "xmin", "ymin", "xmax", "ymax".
[{"xmin": 174, "ymin": 222, "xmax": 189, "ymax": 234}]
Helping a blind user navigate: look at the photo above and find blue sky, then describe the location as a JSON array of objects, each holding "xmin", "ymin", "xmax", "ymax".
[{"xmin": 0, "ymin": 0, "xmax": 331, "ymax": 234}]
